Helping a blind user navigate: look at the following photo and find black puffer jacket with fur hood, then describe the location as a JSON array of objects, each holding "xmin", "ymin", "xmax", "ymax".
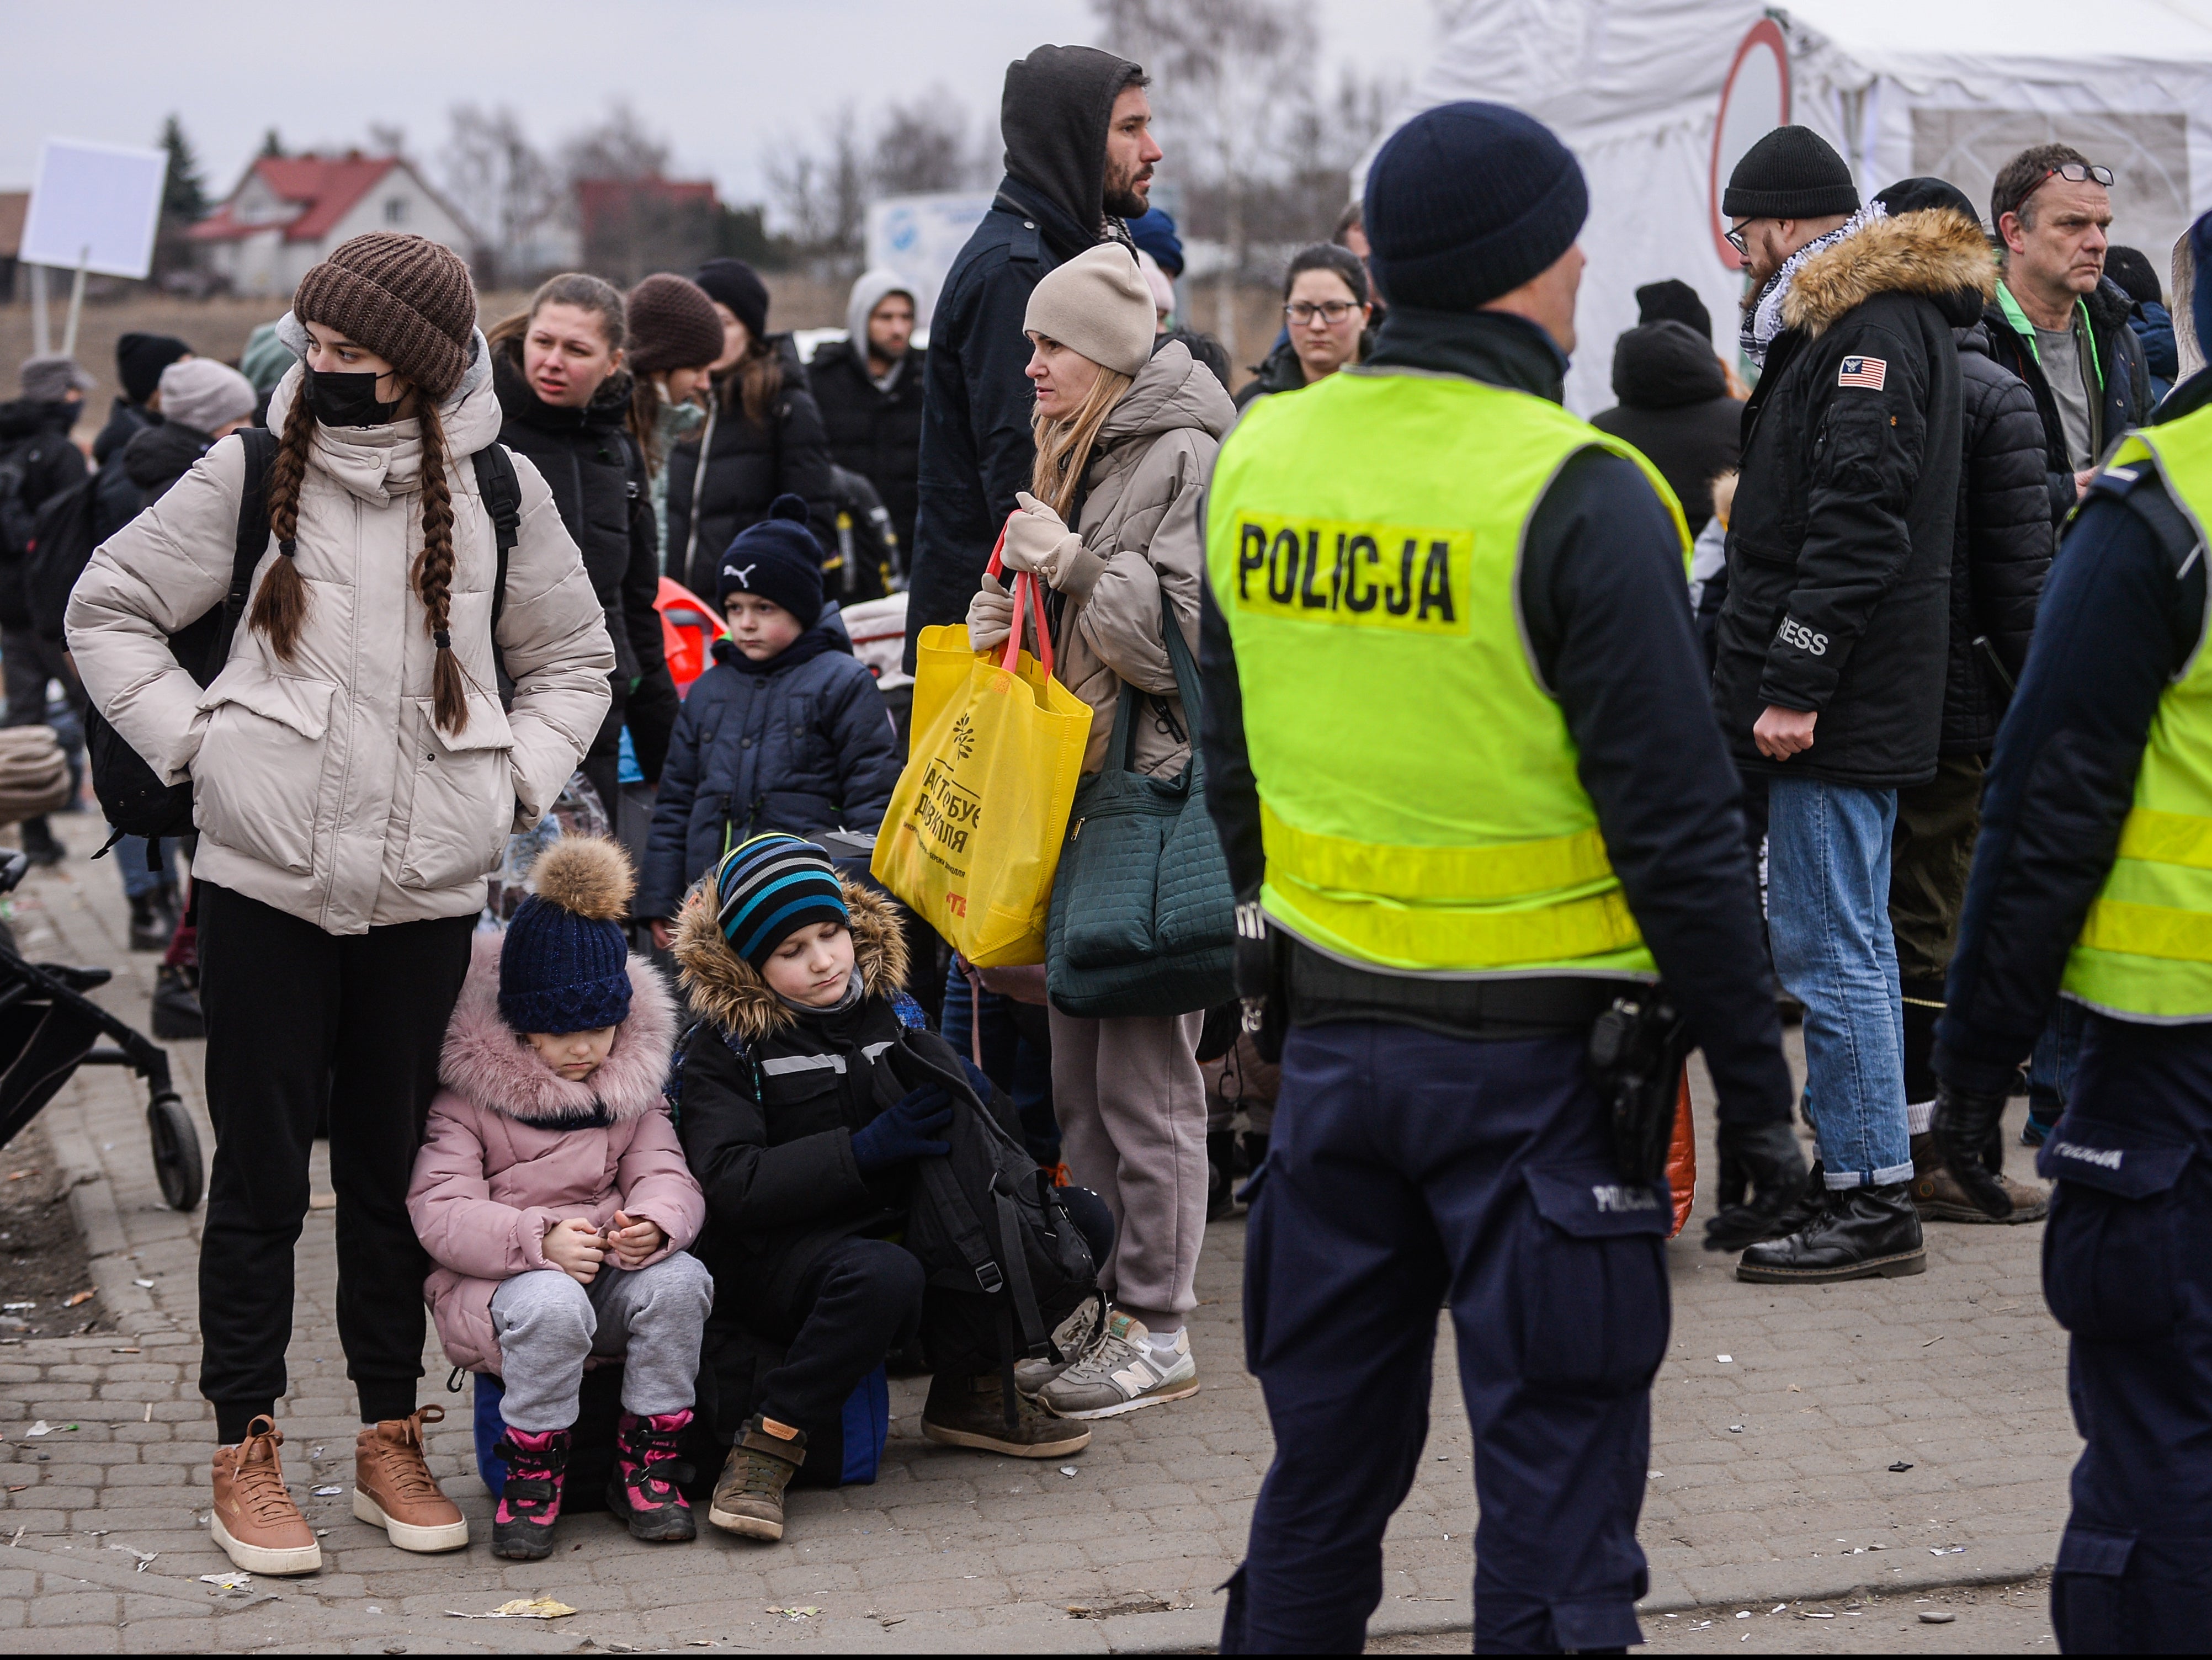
[{"xmin": 1713, "ymin": 208, "xmax": 1996, "ymax": 789}]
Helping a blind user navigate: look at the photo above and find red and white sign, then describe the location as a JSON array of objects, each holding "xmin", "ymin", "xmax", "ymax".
[{"xmin": 1708, "ymin": 19, "xmax": 1793, "ymax": 269}]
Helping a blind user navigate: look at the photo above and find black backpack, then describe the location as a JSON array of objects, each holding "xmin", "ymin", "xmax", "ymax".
[
  {"xmin": 87, "ymin": 431, "xmax": 524, "ymax": 850},
  {"xmin": 24, "ymin": 473, "xmax": 102, "ymax": 641},
  {"xmin": 879, "ymin": 1033, "xmax": 1099, "ymax": 1423}
]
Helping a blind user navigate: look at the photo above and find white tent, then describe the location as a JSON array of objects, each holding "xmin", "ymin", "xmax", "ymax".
[{"xmin": 1369, "ymin": 0, "xmax": 2212, "ymax": 413}]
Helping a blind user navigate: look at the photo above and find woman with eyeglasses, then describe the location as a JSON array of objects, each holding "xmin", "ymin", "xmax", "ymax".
[{"xmin": 1234, "ymin": 243, "xmax": 1375, "ymax": 409}]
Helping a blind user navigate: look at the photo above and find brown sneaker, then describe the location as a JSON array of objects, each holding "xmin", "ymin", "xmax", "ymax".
[
  {"xmin": 210, "ymin": 1416, "xmax": 321, "ymax": 1575},
  {"xmin": 708, "ymin": 1414, "xmax": 805, "ymax": 1541},
  {"xmin": 354, "ymin": 1404, "xmax": 469, "ymax": 1552},
  {"xmin": 923, "ymin": 1371, "xmax": 1092, "ymax": 1456},
  {"xmin": 1910, "ymin": 1132, "xmax": 2049, "ymax": 1223}
]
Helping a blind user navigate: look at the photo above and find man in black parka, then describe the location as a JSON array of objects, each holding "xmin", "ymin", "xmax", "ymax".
[
  {"xmin": 1710, "ymin": 128, "xmax": 1992, "ymax": 1284},
  {"xmin": 902, "ymin": 42, "xmax": 1158, "ymax": 673}
]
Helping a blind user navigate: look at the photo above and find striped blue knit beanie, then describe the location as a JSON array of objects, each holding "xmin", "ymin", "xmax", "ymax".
[
  {"xmin": 715, "ymin": 834, "xmax": 849, "ymax": 969},
  {"xmin": 499, "ymin": 838, "xmax": 635, "ymax": 1034}
]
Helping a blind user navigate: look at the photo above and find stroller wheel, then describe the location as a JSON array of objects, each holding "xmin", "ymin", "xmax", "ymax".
[{"xmin": 146, "ymin": 1093, "xmax": 203, "ymax": 1212}]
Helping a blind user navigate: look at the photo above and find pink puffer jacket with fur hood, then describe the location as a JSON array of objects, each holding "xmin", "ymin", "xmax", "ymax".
[{"xmin": 408, "ymin": 928, "xmax": 705, "ymax": 1374}]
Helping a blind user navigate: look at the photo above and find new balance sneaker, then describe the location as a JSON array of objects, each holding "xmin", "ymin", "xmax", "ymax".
[
  {"xmin": 1013, "ymin": 1292, "xmax": 1106, "ymax": 1396},
  {"xmin": 353, "ymin": 1405, "xmax": 469, "ymax": 1552},
  {"xmin": 210, "ymin": 1416, "xmax": 321, "ymax": 1575},
  {"xmin": 1037, "ymin": 1314, "xmax": 1199, "ymax": 1420}
]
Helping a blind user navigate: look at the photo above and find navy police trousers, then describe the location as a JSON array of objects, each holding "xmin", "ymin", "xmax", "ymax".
[
  {"xmin": 1221, "ymin": 1022, "xmax": 1669, "ymax": 1654},
  {"xmin": 2039, "ymin": 1013, "xmax": 2212, "ymax": 1652}
]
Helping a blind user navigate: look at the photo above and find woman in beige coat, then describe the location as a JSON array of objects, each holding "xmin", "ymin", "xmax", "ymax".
[
  {"xmin": 965, "ymin": 244, "xmax": 1236, "ymax": 1420},
  {"xmin": 66, "ymin": 235, "xmax": 613, "ymax": 1576}
]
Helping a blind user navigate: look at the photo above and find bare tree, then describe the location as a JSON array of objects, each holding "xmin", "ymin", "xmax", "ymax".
[
  {"xmin": 559, "ymin": 103, "xmax": 671, "ymax": 185},
  {"xmin": 871, "ymin": 94, "xmax": 992, "ymax": 196},
  {"xmin": 766, "ymin": 107, "xmax": 869, "ymax": 279},
  {"xmin": 440, "ymin": 105, "xmax": 558, "ymax": 284}
]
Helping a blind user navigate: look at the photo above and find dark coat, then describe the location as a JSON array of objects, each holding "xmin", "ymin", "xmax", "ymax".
[
  {"xmin": 639, "ymin": 618, "xmax": 902, "ymax": 920},
  {"xmin": 0, "ymin": 398, "xmax": 89, "ymax": 628},
  {"xmin": 667, "ymin": 336, "xmax": 838, "ymax": 602},
  {"xmin": 121, "ymin": 419, "xmax": 216, "ymax": 507},
  {"xmin": 1712, "ymin": 209, "xmax": 1993, "ymax": 790},
  {"xmin": 491, "ymin": 342, "xmax": 664, "ymax": 688},
  {"xmin": 91, "ymin": 397, "xmax": 157, "ymax": 545},
  {"xmin": 673, "ymin": 881, "xmax": 920, "ymax": 1324},
  {"xmin": 1589, "ymin": 320, "xmax": 1742, "ymax": 531},
  {"xmin": 2131, "ymin": 299, "xmax": 2178, "ymax": 405},
  {"xmin": 1980, "ymin": 275, "xmax": 2154, "ymax": 525},
  {"xmin": 1942, "ymin": 326, "xmax": 2053, "ymax": 754},
  {"xmin": 1233, "ymin": 337, "xmax": 1306, "ymax": 411},
  {"xmin": 806, "ymin": 338, "xmax": 925, "ymax": 560}
]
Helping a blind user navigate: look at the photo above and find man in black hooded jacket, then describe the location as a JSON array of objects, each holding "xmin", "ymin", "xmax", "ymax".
[{"xmin": 902, "ymin": 42, "xmax": 1157, "ymax": 673}]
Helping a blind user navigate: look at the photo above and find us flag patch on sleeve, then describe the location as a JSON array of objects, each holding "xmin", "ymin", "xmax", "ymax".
[{"xmin": 1838, "ymin": 355, "xmax": 1888, "ymax": 390}]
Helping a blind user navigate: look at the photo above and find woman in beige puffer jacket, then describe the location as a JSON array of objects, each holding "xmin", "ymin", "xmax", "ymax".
[
  {"xmin": 65, "ymin": 234, "xmax": 613, "ymax": 1574},
  {"xmin": 964, "ymin": 244, "xmax": 1236, "ymax": 1420}
]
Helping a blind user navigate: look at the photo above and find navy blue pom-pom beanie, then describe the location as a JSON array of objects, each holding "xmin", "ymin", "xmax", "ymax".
[
  {"xmin": 1363, "ymin": 102, "xmax": 1588, "ymax": 314},
  {"xmin": 717, "ymin": 493, "xmax": 823, "ymax": 627},
  {"xmin": 499, "ymin": 838, "xmax": 636, "ymax": 1035}
]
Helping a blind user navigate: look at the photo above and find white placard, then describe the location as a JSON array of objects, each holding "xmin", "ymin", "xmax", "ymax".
[
  {"xmin": 865, "ymin": 191, "xmax": 997, "ymax": 333},
  {"xmin": 19, "ymin": 139, "xmax": 170, "ymax": 279}
]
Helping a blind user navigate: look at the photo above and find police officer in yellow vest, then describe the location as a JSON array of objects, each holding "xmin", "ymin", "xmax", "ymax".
[
  {"xmin": 1200, "ymin": 104, "xmax": 1801, "ymax": 1653},
  {"xmin": 1933, "ymin": 376, "xmax": 2212, "ymax": 1649}
]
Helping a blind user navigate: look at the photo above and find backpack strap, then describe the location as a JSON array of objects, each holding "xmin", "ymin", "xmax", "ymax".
[
  {"xmin": 213, "ymin": 428, "xmax": 281, "ymax": 676},
  {"xmin": 472, "ymin": 444, "xmax": 522, "ymax": 630}
]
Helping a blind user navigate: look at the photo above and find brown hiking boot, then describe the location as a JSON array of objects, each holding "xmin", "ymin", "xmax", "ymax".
[
  {"xmin": 923, "ymin": 1372, "xmax": 1092, "ymax": 1457},
  {"xmin": 708, "ymin": 1414, "xmax": 805, "ymax": 1541},
  {"xmin": 354, "ymin": 1405, "xmax": 469, "ymax": 1552},
  {"xmin": 210, "ymin": 1416, "xmax": 321, "ymax": 1575},
  {"xmin": 1910, "ymin": 1131, "xmax": 2049, "ymax": 1223}
]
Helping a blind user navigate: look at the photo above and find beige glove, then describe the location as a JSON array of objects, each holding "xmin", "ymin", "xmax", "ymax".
[
  {"xmin": 967, "ymin": 573, "xmax": 1015, "ymax": 653},
  {"xmin": 1002, "ymin": 490, "xmax": 1084, "ymax": 580}
]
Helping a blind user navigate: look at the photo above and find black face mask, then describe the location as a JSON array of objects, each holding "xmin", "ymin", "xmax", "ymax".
[{"xmin": 303, "ymin": 367, "xmax": 401, "ymax": 427}]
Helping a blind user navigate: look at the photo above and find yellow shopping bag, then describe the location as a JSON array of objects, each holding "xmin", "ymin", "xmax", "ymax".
[{"xmin": 873, "ymin": 564, "xmax": 1092, "ymax": 966}]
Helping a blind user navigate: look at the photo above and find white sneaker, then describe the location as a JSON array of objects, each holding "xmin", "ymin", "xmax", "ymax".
[
  {"xmin": 1013, "ymin": 1293, "xmax": 1107, "ymax": 1396},
  {"xmin": 1037, "ymin": 1313, "xmax": 1199, "ymax": 1419}
]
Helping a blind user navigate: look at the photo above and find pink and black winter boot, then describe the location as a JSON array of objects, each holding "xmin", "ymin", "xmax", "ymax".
[
  {"xmin": 607, "ymin": 1409, "xmax": 696, "ymax": 1542},
  {"xmin": 491, "ymin": 1427, "xmax": 569, "ymax": 1560}
]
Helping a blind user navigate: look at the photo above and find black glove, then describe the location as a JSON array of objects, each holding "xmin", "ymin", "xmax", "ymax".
[
  {"xmin": 1703, "ymin": 1118, "xmax": 1812, "ymax": 1252},
  {"xmin": 1932, "ymin": 1081, "xmax": 2014, "ymax": 1219},
  {"xmin": 851, "ymin": 1083, "xmax": 953, "ymax": 1174}
]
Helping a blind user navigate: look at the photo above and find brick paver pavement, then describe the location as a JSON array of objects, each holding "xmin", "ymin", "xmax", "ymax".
[{"xmin": 0, "ymin": 816, "xmax": 2077, "ymax": 1652}]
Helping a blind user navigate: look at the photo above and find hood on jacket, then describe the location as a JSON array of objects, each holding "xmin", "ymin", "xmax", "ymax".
[
  {"xmin": 1000, "ymin": 44, "xmax": 1144, "ymax": 238},
  {"xmin": 1610, "ymin": 320, "xmax": 1727, "ymax": 409},
  {"xmin": 0, "ymin": 398, "xmax": 77, "ymax": 441},
  {"xmin": 121, "ymin": 419, "xmax": 211, "ymax": 491},
  {"xmin": 845, "ymin": 269, "xmax": 917, "ymax": 357},
  {"xmin": 1096, "ymin": 339, "xmax": 1236, "ymax": 453},
  {"xmin": 1783, "ymin": 209, "xmax": 1997, "ymax": 338},
  {"xmin": 491, "ymin": 332, "xmax": 635, "ymax": 434},
  {"xmin": 439, "ymin": 929, "xmax": 678, "ymax": 1126},
  {"xmin": 673, "ymin": 876, "xmax": 909, "ymax": 1045}
]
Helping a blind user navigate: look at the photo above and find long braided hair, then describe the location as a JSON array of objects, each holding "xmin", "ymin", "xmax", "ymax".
[{"xmin": 252, "ymin": 381, "xmax": 472, "ymax": 735}]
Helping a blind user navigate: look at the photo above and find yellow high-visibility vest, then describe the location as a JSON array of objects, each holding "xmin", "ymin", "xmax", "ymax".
[{"xmin": 1204, "ymin": 368, "xmax": 1689, "ymax": 975}]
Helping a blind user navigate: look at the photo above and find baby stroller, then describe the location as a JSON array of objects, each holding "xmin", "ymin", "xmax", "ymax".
[{"xmin": 0, "ymin": 849, "xmax": 202, "ymax": 1210}]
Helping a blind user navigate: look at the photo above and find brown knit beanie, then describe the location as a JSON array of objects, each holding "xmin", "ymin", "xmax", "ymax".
[
  {"xmin": 293, "ymin": 233, "xmax": 476, "ymax": 399},
  {"xmin": 626, "ymin": 274, "xmax": 726, "ymax": 375}
]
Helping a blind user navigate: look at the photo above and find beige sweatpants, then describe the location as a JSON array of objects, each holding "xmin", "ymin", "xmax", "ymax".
[{"xmin": 1048, "ymin": 1007, "xmax": 1209, "ymax": 1327}]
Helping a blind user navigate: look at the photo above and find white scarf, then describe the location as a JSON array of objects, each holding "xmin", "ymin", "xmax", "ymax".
[{"xmin": 1739, "ymin": 203, "xmax": 1887, "ymax": 368}]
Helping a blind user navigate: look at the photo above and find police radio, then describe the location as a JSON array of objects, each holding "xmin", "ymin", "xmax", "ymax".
[{"xmin": 1588, "ymin": 990, "xmax": 1689, "ymax": 1188}]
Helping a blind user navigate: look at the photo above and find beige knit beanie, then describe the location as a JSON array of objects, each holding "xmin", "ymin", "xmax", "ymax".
[{"xmin": 1023, "ymin": 244, "xmax": 1155, "ymax": 377}]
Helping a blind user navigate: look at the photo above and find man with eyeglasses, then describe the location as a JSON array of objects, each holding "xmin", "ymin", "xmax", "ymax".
[{"xmin": 1982, "ymin": 144, "xmax": 2154, "ymax": 522}]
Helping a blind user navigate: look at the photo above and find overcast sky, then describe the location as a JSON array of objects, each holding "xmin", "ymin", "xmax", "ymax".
[{"xmin": 4, "ymin": 0, "xmax": 1438, "ymax": 211}]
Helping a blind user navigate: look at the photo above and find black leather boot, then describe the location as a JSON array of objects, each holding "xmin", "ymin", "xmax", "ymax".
[{"xmin": 1735, "ymin": 1182, "xmax": 1926, "ymax": 1283}]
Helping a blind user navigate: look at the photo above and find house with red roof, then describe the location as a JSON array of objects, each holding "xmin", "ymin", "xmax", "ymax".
[{"xmin": 190, "ymin": 152, "xmax": 473, "ymax": 297}]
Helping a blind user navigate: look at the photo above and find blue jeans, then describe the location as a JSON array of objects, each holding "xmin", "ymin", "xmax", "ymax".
[
  {"xmin": 938, "ymin": 962, "xmax": 1059, "ymax": 1166},
  {"xmin": 113, "ymin": 833, "xmax": 177, "ymax": 900},
  {"xmin": 1766, "ymin": 776, "xmax": 1911, "ymax": 1188}
]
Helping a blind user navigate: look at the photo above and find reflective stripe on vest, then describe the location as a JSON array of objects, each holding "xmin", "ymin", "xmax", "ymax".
[
  {"xmin": 2062, "ymin": 402, "xmax": 2212, "ymax": 1018},
  {"xmin": 1206, "ymin": 368, "xmax": 1690, "ymax": 976}
]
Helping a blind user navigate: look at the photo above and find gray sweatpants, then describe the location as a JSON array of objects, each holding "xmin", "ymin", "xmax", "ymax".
[
  {"xmin": 1049, "ymin": 1007, "xmax": 1208, "ymax": 1328},
  {"xmin": 488, "ymin": 1252, "xmax": 714, "ymax": 1433}
]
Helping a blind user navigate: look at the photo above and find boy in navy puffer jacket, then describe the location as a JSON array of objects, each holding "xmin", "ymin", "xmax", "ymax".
[{"xmin": 642, "ymin": 496, "xmax": 900, "ymax": 938}]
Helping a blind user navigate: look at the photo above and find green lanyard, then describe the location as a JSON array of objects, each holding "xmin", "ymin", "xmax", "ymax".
[{"xmin": 1995, "ymin": 282, "xmax": 2105, "ymax": 391}]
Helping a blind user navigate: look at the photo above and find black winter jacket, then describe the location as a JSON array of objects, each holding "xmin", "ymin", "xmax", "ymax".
[
  {"xmin": 1942, "ymin": 326, "xmax": 2053, "ymax": 754},
  {"xmin": 668, "ymin": 337, "xmax": 838, "ymax": 603},
  {"xmin": 1712, "ymin": 209, "xmax": 1991, "ymax": 789},
  {"xmin": 1981, "ymin": 276, "xmax": 2153, "ymax": 525},
  {"xmin": 0, "ymin": 398, "xmax": 89, "ymax": 628},
  {"xmin": 121, "ymin": 419, "xmax": 215, "ymax": 507},
  {"xmin": 807, "ymin": 338, "xmax": 924, "ymax": 561},
  {"xmin": 91, "ymin": 397, "xmax": 157, "ymax": 546},
  {"xmin": 492, "ymin": 342, "xmax": 664, "ymax": 690},
  {"xmin": 1589, "ymin": 320, "xmax": 1742, "ymax": 531}
]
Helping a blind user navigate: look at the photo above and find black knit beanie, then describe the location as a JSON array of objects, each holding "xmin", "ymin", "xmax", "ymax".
[
  {"xmin": 694, "ymin": 259, "xmax": 769, "ymax": 344},
  {"xmin": 116, "ymin": 333, "xmax": 192, "ymax": 405},
  {"xmin": 1363, "ymin": 103, "xmax": 1587, "ymax": 313},
  {"xmin": 1722, "ymin": 126, "xmax": 1859, "ymax": 220},
  {"xmin": 717, "ymin": 494, "xmax": 823, "ymax": 627},
  {"xmin": 1873, "ymin": 175, "xmax": 1979, "ymax": 227},
  {"xmin": 1635, "ymin": 279, "xmax": 1711, "ymax": 343},
  {"xmin": 2104, "ymin": 246, "xmax": 2163, "ymax": 308}
]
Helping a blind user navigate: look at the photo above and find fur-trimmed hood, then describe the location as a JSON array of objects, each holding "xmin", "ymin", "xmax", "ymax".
[
  {"xmin": 673, "ymin": 876, "xmax": 909, "ymax": 1044},
  {"xmin": 439, "ymin": 930, "xmax": 678, "ymax": 1124},
  {"xmin": 1783, "ymin": 208, "xmax": 1996, "ymax": 338}
]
